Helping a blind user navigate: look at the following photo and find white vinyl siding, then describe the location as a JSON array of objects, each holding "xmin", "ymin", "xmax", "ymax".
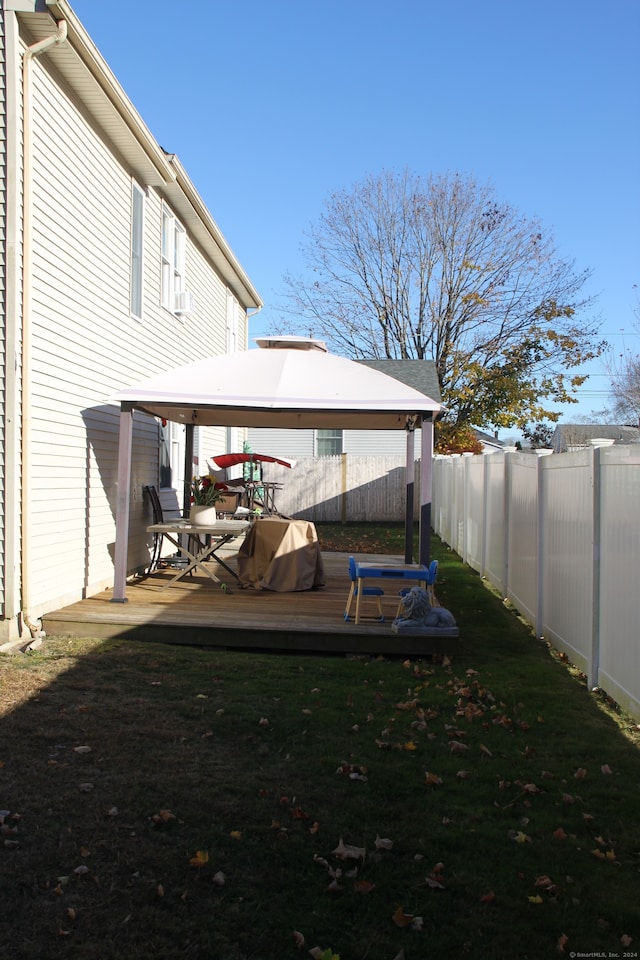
[
  {"xmin": 130, "ymin": 180, "xmax": 144, "ymax": 318},
  {"xmin": 0, "ymin": 11, "xmax": 5, "ymax": 610},
  {"xmin": 248, "ymin": 426, "xmax": 422, "ymax": 458},
  {"xmin": 20, "ymin": 52, "xmax": 242, "ymax": 615}
]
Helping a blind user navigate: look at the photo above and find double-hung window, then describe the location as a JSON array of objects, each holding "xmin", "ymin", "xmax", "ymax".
[
  {"xmin": 130, "ymin": 181, "xmax": 145, "ymax": 318},
  {"xmin": 161, "ymin": 205, "xmax": 186, "ymax": 313}
]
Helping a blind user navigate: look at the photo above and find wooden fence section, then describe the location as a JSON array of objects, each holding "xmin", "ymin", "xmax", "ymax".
[
  {"xmin": 264, "ymin": 455, "xmax": 421, "ymax": 523},
  {"xmin": 432, "ymin": 446, "xmax": 640, "ymax": 722}
]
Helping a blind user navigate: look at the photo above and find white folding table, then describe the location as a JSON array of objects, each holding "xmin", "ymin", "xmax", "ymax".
[{"xmin": 146, "ymin": 519, "xmax": 250, "ymax": 589}]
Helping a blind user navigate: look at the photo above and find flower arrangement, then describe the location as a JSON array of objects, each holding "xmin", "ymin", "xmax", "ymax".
[{"xmin": 190, "ymin": 475, "xmax": 226, "ymax": 506}]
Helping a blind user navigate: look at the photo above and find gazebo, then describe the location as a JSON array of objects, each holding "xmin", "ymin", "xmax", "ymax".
[{"xmin": 110, "ymin": 337, "xmax": 443, "ymax": 601}]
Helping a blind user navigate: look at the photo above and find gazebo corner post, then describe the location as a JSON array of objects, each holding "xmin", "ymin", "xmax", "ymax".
[
  {"xmin": 404, "ymin": 417, "xmax": 416, "ymax": 563},
  {"xmin": 112, "ymin": 402, "xmax": 134, "ymax": 603},
  {"xmin": 418, "ymin": 414, "xmax": 434, "ymax": 566}
]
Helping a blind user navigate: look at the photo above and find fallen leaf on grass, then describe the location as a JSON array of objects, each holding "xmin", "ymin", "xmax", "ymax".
[
  {"xmin": 354, "ymin": 879, "xmax": 375, "ymax": 893},
  {"xmin": 425, "ymin": 875, "xmax": 446, "ymax": 890},
  {"xmin": 73, "ymin": 745, "xmax": 92, "ymax": 754},
  {"xmin": 591, "ymin": 848, "xmax": 616, "ymax": 861},
  {"xmin": 425, "ymin": 771, "xmax": 443, "ymax": 786},
  {"xmin": 528, "ymin": 894, "xmax": 543, "ymax": 904},
  {"xmin": 374, "ymin": 834, "xmax": 393, "ymax": 850},
  {"xmin": 189, "ymin": 850, "xmax": 209, "ymax": 867},
  {"xmin": 601, "ymin": 764, "xmax": 613, "ymax": 774},
  {"xmin": 332, "ymin": 837, "xmax": 365, "ymax": 860},
  {"xmin": 152, "ymin": 809, "xmax": 176, "ymax": 825},
  {"xmin": 292, "ymin": 930, "xmax": 305, "ymax": 948},
  {"xmin": 552, "ymin": 827, "xmax": 567, "ymax": 840},
  {"xmin": 479, "ymin": 891, "xmax": 496, "ymax": 903},
  {"xmin": 557, "ymin": 933, "xmax": 569, "ymax": 952},
  {"xmin": 392, "ymin": 905, "xmax": 417, "ymax": 927}
]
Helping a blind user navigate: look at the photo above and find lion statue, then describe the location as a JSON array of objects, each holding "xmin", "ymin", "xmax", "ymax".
[{"xmin": 392, "ymin": 586, "xmax": 457, "ymax": 634}]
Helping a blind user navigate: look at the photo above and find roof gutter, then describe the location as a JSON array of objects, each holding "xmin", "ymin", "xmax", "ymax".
[
  {"xmin": 44, "ymin": 0, "xmax": 176, "ymax": 186},
  {"xmin": 20, "ymin": 15, "xmax": 69, "ymax": 639},
  {"xmin": 44, "ymin": 0, "xmax": 261, "ymax": 310}
]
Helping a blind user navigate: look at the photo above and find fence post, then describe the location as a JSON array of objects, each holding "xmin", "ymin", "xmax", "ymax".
[
  {"xmin": 481, "ymin": 453, "xmax": 489, "ymax": 578},
  {"xmin": 340, "ymin": 453, "xmax": 347, "ymax": 524},
  {"xmin": 535, "ymin": 453, "xmax": 548, "ymax": 636},
  {"xmin": 503, "ymin": 452, "xmax": 512, "ymax": 600},
  {"xmin": 589, "ymin": 446, "xmax": 602, "ymax": 688},
  {"xmin": 462, "ymin": 452, "xmax": 474, "ymax": 564}
]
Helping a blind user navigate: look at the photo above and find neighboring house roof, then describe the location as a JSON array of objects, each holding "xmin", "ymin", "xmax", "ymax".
[
  {"xmin": 551, "ymin": 424, "xmax": 640, "ymax": 452},
  {"xmin": 356, "ymin": 359, "xmax": 442, "ymax": 404},
  {"xmin": 473, "ymin": 429, "xmax": 505, "ymax": 452},
  {"xmin": 23, "ymin": 0, "xmax": 262, "ymax": 310}
]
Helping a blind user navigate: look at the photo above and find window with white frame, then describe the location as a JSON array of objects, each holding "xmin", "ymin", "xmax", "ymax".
[
  {"xmin": 130, "ymin": 181, "xmax": 145, "ymax": 318},
  {"xmin": 159, "ymin": 418, "xmax": 186, "ymax": 491},
  {"xmin": 161, "ymin": 205, "xmax": 186, "ymax": 313},
  {"xmin": 316, "ymin": 428, "xmax": 343, "ymax": 456}
]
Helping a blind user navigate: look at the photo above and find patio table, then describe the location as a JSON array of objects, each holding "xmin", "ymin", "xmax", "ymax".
[{"xmin": 146, "ymin": 519, "xmax": 250, "ymax": 589}]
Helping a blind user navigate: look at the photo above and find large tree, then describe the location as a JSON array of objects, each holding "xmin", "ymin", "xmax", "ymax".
[{"xmin": 279, "ymin": 170, "xmax": 605, "ymax": 429}]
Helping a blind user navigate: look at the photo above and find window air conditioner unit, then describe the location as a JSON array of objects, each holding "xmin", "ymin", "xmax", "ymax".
[{"xmin": 174, "ymin": 290, "xmax": 194, "ymax": 314}]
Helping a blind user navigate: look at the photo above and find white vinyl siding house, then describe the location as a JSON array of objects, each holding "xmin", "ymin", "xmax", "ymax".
[
  {"xmin": 0, "ymin": 1, "xmax": 261, "ymax": 643},
  {"xmin": 0, "ymin": 10, "xmax": 6, "ymax": 613}
]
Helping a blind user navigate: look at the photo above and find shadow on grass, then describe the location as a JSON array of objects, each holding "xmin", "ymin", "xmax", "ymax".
[{"xmin": 0, "ymin": 533, "xmax": 639, "ymax": 960}]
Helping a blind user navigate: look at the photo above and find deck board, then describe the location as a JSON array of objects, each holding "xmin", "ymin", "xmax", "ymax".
[{"xmin": 42, "ymin": 552, "xmax": 459, "ymax": 657}]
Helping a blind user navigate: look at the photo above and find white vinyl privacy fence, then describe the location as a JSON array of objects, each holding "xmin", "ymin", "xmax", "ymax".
[{"xmin": 432, "ymin": 446, "xmax": 640, "ymax": 721}]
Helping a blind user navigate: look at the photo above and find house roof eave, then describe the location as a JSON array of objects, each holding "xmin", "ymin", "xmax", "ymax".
[{"xmin": 13, "ymin": 0, "xmax": 262, "ymax": 311}]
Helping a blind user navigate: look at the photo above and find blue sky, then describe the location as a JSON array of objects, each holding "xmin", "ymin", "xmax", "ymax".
[{"xmin": 71, "ymin": 0, "xmax": 639, "ymax": 424}]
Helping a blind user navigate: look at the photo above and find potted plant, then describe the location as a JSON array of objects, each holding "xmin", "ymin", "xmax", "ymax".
[{"xmin": 189, "ymin": 475, "xmax": 225, "ymax": 526}]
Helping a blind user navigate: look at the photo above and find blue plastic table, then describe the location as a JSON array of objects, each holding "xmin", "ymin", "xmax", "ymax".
[{"xmin": 353, "ymin": 562, "xmax": 429, "ymax": 624}]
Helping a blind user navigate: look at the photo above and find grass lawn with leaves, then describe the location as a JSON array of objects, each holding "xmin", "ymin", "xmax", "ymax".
[{"xmin": 1, "ymin": 526, "xmax": 639, "ymax": 960}]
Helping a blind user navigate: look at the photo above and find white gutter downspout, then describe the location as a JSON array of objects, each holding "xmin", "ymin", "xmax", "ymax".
[{"xmin": 20, "ymin": 18, "xmax": 68, "ymax": 638}]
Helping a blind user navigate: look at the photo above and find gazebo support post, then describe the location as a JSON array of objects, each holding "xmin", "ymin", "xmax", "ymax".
[
  {"xmin": 419, "ymin": 415, "xmax": 433, "ymax": 566},
  {"xmin": 112, "ymin": 402, "xmax": 133, "ymax": 602},
  {"xmin": 404, "ymin": 420, "xmax": 416, "ymax": 563}
]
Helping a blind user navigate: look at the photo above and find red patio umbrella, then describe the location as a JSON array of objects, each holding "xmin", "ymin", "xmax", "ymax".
[{"xmin": 211, "ymin": 452, "xmax": 296, "ymax": 470}]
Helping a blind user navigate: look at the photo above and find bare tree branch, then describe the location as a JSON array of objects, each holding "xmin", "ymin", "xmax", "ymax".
[{"xmin": 276, "ymin": 170, "xmax": 605, "ymax": 428}]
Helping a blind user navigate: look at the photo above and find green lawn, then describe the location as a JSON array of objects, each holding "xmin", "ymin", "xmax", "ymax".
[{"xmin": 0, "ymin": 527, "xmax": 638, "ymax": 959}]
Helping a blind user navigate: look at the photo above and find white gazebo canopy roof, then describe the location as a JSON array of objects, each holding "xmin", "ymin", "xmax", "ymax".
[{"xmin": 112, "ymin": 337, "xmax": 442, "ymax": 429}]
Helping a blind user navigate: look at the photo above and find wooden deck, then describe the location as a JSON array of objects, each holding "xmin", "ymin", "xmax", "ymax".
[{"xmin": 42, "ymin": 552, "xmax": 459, "ymax": 657}]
